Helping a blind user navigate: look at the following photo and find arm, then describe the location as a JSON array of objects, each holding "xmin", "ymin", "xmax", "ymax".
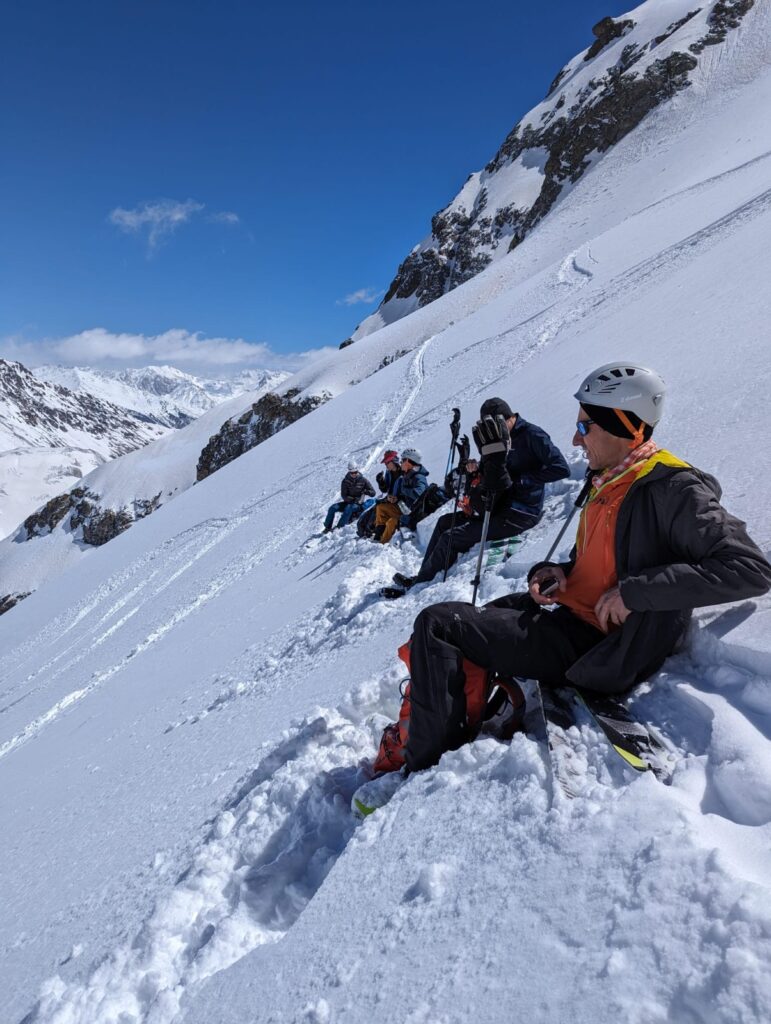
[
  {"xmin": 620, "ymin": 476, "xmax": 771, "ymax": 611},
  {"xmin": 522, "ymin": 426, "xmax": 570, "ymax": 484},
  {"xmin": 363, "ymin": 477, "xmax": 376, "ymax": 498}
]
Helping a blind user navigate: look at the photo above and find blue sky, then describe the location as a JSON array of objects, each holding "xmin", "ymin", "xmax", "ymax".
[{"xmin": 0, "ymin": 0, "xmax": 630, "ymax": 373}]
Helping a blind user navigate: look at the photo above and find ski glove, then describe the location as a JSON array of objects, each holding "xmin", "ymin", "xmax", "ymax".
[{"xmin": 472, "ymin": 415, "xmax": 511, "ymax": 460}]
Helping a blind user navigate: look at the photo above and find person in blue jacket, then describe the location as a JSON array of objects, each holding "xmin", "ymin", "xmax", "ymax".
[
  {"xmin": 374, "ymin": 448, "xmax": 429, "ymax": 544},
  {"xmin": 382, "ymin": 399, "xmax": 569, "ymax": 596}
]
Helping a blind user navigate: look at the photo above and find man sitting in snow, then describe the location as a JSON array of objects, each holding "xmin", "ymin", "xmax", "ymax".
[
  {"xmin": 368, "ymin": 362, "xmax": 771, "ymax": 779},
  {"xmin": 322, "ymin": 462, "xmax": 376, "ymax": 532},
  {"xmin": 381, "ymin": 399, "xmax": 569, "ymax": 598},
  {"xmin": 373, "ymin": 449, "xmax": 429, "ymax": 544}
]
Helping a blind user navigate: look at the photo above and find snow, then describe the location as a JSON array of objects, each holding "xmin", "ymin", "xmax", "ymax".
[
  {"xmin": 2, "ymin": 2, "xmax": 771, "ymax": 1022},
  {"xmin": 34, "ymin": 365, "xmax": 288, "ymax": 427}
]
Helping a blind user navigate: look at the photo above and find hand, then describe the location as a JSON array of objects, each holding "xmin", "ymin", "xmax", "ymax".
[
  {"xmin": 594, "ymin": 586, "xmax": 631, "ymax": 633},
  {"xmin": 387, "ymin": 494, "xmax": 398, "ymax": 504},
  {"xmin": 472, "ymin": 415, "xmax": 511, "ymax": 460},
  {"xmin": 455, "ymin": 434, "xmax": 471, "ymax": 465},
  {"xmin": 529, "ymin": 566, "xmax": 566, "ymax": 606}
]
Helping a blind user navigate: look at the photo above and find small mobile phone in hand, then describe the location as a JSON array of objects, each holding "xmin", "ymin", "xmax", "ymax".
[{"xmin": 539, "ymin": 576, "xmax": 560, "ymax": 597}]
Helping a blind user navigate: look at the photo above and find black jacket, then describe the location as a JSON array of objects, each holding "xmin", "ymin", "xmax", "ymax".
[
  {"xmin": 482, "ymin": 415, "xmax": 569, "ymax": 519},
  {"xmin": 340, "ymin": 471, "xmax": 375, "ymax": 503},
  {"xmin": 530, "ymin": 456, "xmax": 771, "ymax": 694}
]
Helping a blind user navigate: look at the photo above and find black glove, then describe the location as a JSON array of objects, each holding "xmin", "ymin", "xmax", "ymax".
[
  {"xmin": 472, "ymin": 415, "xmax": 511, "ymax": 460},
  {"xmin": 376, "ymin": 471, "xmax": 386, "ymax": 491},
  {"xmin": 455, "ymin": 434, "xmax": 470, "ymax": 465}
]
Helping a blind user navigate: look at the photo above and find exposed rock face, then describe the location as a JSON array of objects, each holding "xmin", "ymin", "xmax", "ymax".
[
  {"xmin": 584, "ymin": 16, "xmax": 636, "ymax": 61},
  {"xmin": 0, "ymin": 592, "xmax": 31, "ymax": 617},
  {"xmin": 196, "ymin": 389, "xmax": 329, "ymax": 482},
  {"xmin": 347, "ymin": 2, "xmax": 756, "ymax": 344},
  {"xmin": 23, "ymin": 486, "xmax": 161, "ymax": 546},
  {"xmin": 501, "ymin": 51, "xmax": 698, "ymax": 252},
  {"xmin": 690, "ymin": 0, "xmax": 754, "ymax": 52}
]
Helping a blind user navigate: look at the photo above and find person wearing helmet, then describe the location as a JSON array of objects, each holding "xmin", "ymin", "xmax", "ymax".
[
  {"xmin": 388, "ymin": 362, "xmax": 771, "ymax": 774},
  {"xmin": 373, "ymin": 448, "xmax": 429, "ymax": 544},
  {"xmin": 357, "ymin": 450, "xmax": 403, "ymax": 540},
  {"xmin": 322, "ymin": 461, "xmax": 376, "ymax": 533},
  {"xmin": 381, "ymin": 398, "xmax": 569, "ymax": 597}
]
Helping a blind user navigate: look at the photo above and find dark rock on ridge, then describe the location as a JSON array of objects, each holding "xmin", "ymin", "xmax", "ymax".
[
  {"xmin": 196, "ymin": 389, "xmax": 328, "ymax": 482},
  {"xmin": 22, "ymin": 487, "xmax": 161, "ymax": 547},
  {"xmin": 0, "ymin": 592, "xmax": 31, "ymax": 617},
  {"xmin": 349, "ymin": 2, "xmax": 755, "ymax": 341}
]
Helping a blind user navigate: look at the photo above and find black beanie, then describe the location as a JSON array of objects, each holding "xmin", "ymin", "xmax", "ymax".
[
  {"xmin": 580, "ymin": 403, "xmax": 653, "ymax": 442},
  {"xmin": 480, "ymin": 397, "xmax": 514, "ymax": 419}
]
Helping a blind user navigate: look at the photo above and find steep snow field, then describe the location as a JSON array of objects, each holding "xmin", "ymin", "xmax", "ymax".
[{"xmin": 2, "ymin": 4, "xmax": 771, "ymax": 1022}]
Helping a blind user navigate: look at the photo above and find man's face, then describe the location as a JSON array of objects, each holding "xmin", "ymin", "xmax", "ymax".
[
  {"xmin": 349, "ymin": 470, "xmax": 359, "ymax": 476},
  {"xmin": 573, "ymin": 409, "xmax": 622, "ymax": 471},
  {"xmin": 386, "ymin": 460, "xmax": 398, "ymax": 472},
  {"xmin": 400, "ymin": 458, "xmax": 413, "ymax": 471}
]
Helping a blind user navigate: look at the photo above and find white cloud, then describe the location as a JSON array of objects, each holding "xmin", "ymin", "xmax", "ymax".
[
  {"xmin": 207, "ymin": 211, "xmax": 240, "ymax": 225},
  {"xmin": 109, "ymin": 199, "xmax": 205, "ymax": 252},
  {"xmin": 336, "ymin": 287, "xmax": 384, "ymax": 307},
  {"xmin": 0, "ymin": 328, "xmax": 333, "ymax": 376},
  {"xmin": 108, "ymin": 200, "xmax": 241, "ymax": 253}
]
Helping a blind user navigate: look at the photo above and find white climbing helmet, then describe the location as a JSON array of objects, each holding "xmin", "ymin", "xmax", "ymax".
[
  {"xmin": 574, "ymin": 362, "xmax": 666, "ymax": 426},
  {"xmin": 347, "ymin": 461, "xmax": 359, "ymax": 471},
  {"xmin": 401, "ymin": 447, "xmax": 422, "ymax": 465}
]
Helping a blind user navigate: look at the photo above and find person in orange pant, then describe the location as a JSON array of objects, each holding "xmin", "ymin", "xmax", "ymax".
[{"xmin": 373, "ymin": 448, "xmax": 428, "ymax": 543}]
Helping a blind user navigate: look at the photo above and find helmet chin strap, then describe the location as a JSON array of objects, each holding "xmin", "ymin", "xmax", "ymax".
[{"xmin": 614, "ymin": 408, "xmax": 646, "ymax": 446}]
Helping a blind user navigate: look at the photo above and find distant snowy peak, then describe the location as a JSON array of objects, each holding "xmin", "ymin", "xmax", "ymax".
[
  {"xmin": 349, "ymin": 0, "xmax": 755, "ymax": 342},
  {"xmin": 0, "ymin": 359, "xmax": 166, "ymax": 455},
  {"xmin": 34, "ymin": 364, "xmax": 289, "ymax": 428}
]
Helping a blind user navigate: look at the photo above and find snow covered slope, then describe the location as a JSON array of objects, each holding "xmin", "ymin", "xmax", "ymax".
[
  {"xmin": 349, "ymin": 0, "xmax": 759, "ymax": 342},
  {"xmin": 35, "ymin": 364, "xmax": 288, "ymax": 428},
  {"xmin": 2, "ymin": 2, "xmax": 771, "ymax": 1022}
]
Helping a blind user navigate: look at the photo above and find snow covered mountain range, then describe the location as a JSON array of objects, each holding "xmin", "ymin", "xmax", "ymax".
[
  {"xmin": 35, "ymin": 364, "xmax": 287, "ymax": 429},
  {"xmin": 0, "ymin": 361, "xmax": 287, "ymax": 541},
  {"xmin": 2, "ymin": 1, "xmax": 771, "ymax": 1022}
]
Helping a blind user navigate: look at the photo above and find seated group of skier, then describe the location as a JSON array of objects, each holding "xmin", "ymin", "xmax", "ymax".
[
  {"xmin": 322, "ymin": 396, "xmax": 571, "ymax": 599},
  {"xmin": 332, "ymin": 361, "xmax": 771, "ymax": 814}
]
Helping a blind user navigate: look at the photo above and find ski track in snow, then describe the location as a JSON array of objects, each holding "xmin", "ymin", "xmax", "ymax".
[{"xmin": 0, "ymin": 339, "xmax": 438, "ymax": 762}]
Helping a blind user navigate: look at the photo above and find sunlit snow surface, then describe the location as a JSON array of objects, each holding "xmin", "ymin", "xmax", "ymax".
[{"xmin": 3, "ymin": 2, "xmax": 771, "ymax": 1022}]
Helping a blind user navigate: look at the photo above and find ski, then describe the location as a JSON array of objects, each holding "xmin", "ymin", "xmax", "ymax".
[
  {"xmin": 569, "ymin": 689, "xmax": 674, "ymax": 782},
  {"xmin": 531, "ymin": 684, "xmax": 585, "ymax": 800},
  {"xmin": 484, "ymin": 536, "xmax": 521, "ymax": 569}
]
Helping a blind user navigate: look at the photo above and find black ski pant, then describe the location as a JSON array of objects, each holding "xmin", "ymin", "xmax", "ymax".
[
  {"xmin": 405, "ymin": 593, "xmax": 604, "ymax": 772},
  {"xmin": 414, "ymin": 509, "xmax": 535, "ymax": 584}
]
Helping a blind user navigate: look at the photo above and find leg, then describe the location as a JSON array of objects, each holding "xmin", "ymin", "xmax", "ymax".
[
  {"xmin": 406, "ymin": 597, "xmax": 603, "ymax": 771},
  {"xmin": 415, "ymin": 516, "xmax": 483, "ymax": 583},
  {"xmin": 337, "ymin": 502, "xmax": 356, "ymax": 528},
  {"xmin": 376, "ymin": 502, "xmax": 401, "ymax": 544},
  {"xmin": 324, "ymin": 501, "xmax": 345, "ymax": 530},
  {"xmin": 420, "ymin": 512, "xmax": 456, "ymax": 567}
]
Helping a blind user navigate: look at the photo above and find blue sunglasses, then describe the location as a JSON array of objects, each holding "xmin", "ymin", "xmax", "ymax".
[{"xmin": 576, "ymin": 419, "xmax": 595, "ymax": 436}]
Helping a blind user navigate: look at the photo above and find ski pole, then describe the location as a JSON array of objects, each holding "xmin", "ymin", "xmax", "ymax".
[
  {"xmin": 442, "ymin": 434, "xmax": 470, "ymax": 582},
  {"xmin": 543, "ymin": 473, "xmax": 593, "ymax": 563},
  {"xmin": 471, "ymin": 494, "xmax": 495, "ymax": 607},
  {"xmin": 444, "ymin": 408, "xmax": 461, "ymax": 479},
  {"xmin": 442, "ymin": 464, "xmax": 466, "ymax": 582}
]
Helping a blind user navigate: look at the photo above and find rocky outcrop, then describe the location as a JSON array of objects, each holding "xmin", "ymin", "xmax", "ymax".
[
  {"xmin": 690, "ymin": 0, "xmax": 754, "ymax": 52},
  {"xmin": 196, "ymin": 389, "xmax": 329, "ymax": 482},
  {"xmin": 502, "ymin": 51, "xmax": 698, "ymax": 252},
  {"xmin": 23, "ymin": 487, "xmax": 161, "ymax": 547},
  {"xmin": 0, "ymin": 592, "xmax": 31, "ymax": 617},
  {"xmin": 584, "ymin": 16, "xmax": 635, "ymax": 61},
  {"xmin": 349, "ymin": 2, "xmax": 756, "ymax": 342}
]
